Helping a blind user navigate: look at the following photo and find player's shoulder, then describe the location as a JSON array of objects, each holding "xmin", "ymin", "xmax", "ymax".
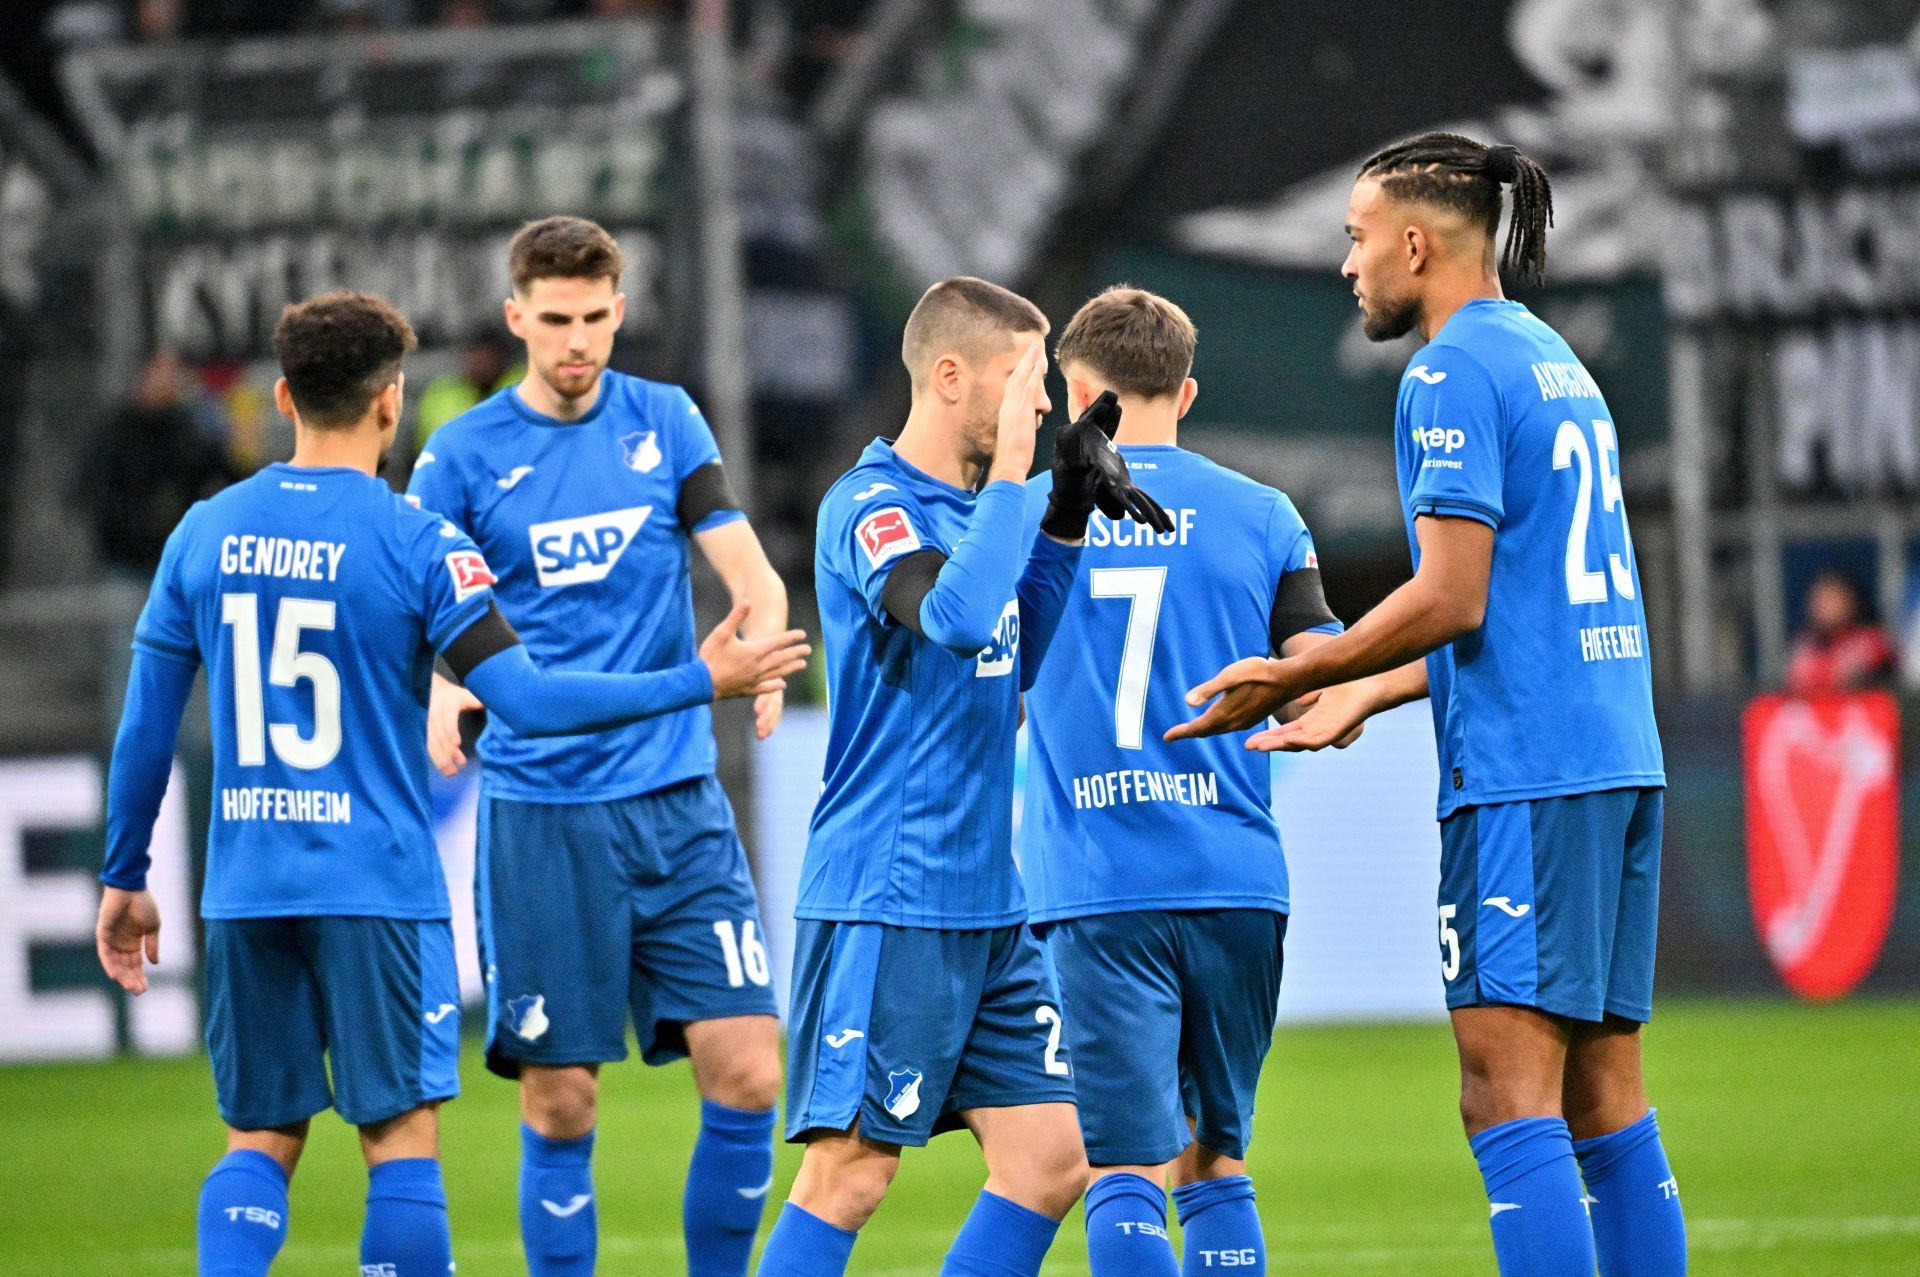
[
  {"xmin": 421, "ymin": 387, "xmax": 521, "ymax": 461},
  {"xmin": 1166, "ymin": 446, "xmax": 1293, "ymax": 516},
  {"xmin": 602, "ymin": 370, "xmax": 699, "ymax": 425},
  {"xmin": 819, "ymin": 448, "xmax": 909, "ymax": 519}
]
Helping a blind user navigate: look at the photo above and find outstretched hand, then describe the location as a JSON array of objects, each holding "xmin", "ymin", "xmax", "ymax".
[
  {"xmin": 1164, "ymin": 655, "xmax": 1306, "ymax": 741},
  {"xmin": 1042, "ymin": 391, "xmax": 1175, "ymax": 540},
  {"xmin": 1246, "ymin": 682, "xmax": 1369, "ymax": 752},
  {"xmin": 701, "ymin": 599, "xmax": 811, "ymax": 701}
]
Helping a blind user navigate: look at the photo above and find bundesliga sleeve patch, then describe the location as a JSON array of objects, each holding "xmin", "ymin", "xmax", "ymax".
[
  {"xmin": 446, "ymin": 549, "xmax": 497, "ymax": 602},
  {"xmin": 856, "ymin": 506, "xmax": 921, "ymax": 570}
]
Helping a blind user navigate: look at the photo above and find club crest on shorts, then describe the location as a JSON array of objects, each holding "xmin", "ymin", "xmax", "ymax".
[
  {"xmin": 506, "ymin": 994, "xmax": 549, "ymax": 1042},
  {"xmin": 620, "ymin": 430, "xmax": 663, "ymax": 474},
  {"xmin": 883, "ymin": 1067, "xmax": 924, "ymax": 1121}
]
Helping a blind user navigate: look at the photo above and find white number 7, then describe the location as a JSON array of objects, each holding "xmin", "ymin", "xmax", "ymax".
[{"xmin": 1088, "ymin": 567, "xmax": 1167, "ymax": 751}]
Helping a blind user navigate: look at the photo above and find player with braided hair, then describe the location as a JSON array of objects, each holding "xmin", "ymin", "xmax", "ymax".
[{"xmin": 1171, "ymin": 133, "xmax": 1686, "ymax": 1276}]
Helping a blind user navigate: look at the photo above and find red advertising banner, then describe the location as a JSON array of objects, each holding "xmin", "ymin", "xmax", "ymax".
[{"xmin": 1743, "ymin": 692, "xmax": 1901, "ymax": 1000}]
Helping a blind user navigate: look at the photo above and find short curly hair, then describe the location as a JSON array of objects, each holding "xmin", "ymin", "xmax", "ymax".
[
  {"xmin": 272, "ymin": 291, "xmax": 417, "ymax": 429},
  {"xmin": 508, "ymin": 216, "xmax": 625, "ymax": 293}
]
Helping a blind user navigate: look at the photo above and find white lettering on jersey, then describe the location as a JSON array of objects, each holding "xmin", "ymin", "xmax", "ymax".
[
  {"xmin": 975, "ymin": 600, "xmax": 1020, "ymax": 677},
  {"xmin": 219, "ymin": 535, "xmax": 347, "ymax": 582},
  {"xmin": 1086, "ymin": 508, "xmax": 1196, "ymax": 548},
  {"xmin": 1530, "ymin": 359, "xmax": 1603, "ymax": 402},
  {"xmin": 1577, "ymin": 623, "xmax": 1645, "ymax": 663},
  {"xmin": 528, "ymin": 506, "xmax": 652, "ymax": 587},
  {"xmin": 1071, "ymin": 769, "xmax": 1220, "ymax": 810},
  {"xmin": 219, "ymin": 787, "xmax": 353, "ymax": 824},
  {"xmin": 855, "ymin": 506, "xmax": 921, "ymax": 569}
]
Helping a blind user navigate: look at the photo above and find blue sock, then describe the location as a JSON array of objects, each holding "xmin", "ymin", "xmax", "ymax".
[
  {"xmin": 754, "ymin": 1201, "xmax": 858, "ymax": 1277},
  {"xmin": 1470, "ymin": 1117, "xmax": 1599, "ymax": 1276},
  {"xmin": 941, "ymin": 1189, "xmax": 1062, "ymax": 1277},
  {"xmin": 1173, "ymin": 1175, "xmax": 1265, "ymax": 1277},
  {"xmin": 361, "ymin": 1158, "xmax": 452, "ymax": 1276},
  {"xmin": 683, "ymin": 1099, "xmax": 777, "ymax": 1277},
  {"xmin": 520, "ymin": 1125, "xmax": 597, "ymax": 1276},
  {"xmin": 197, "ymin": 1150, "xmax": 290, "ymax": 1276},
  {"xmin": 1575, "ymin": 1110, "xmax": 1687, "ymax": 1277},
  {"xmin": 1085, "ymin": 1173, "xmax": 1179, "ymax": 1277}
]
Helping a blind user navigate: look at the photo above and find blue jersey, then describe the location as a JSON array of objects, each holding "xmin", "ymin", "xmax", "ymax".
[
  {"xmin": 1020, "ymin": 447, "xmax": 1338, "ymax": 923},
  {"xmin": 133, "ymin": 464, "xmax": 497, "ymax": 920},
  {"xmin": 407, "ymin": 373, "xmax": 743, "ymax": 803},
  {"xmin": 800, "ymin": 441, "xmax": 1057, "ymax": 929},
  {"xmin": 1396, "ymin": 299, "xmax": 1665, "ymax": 819}
]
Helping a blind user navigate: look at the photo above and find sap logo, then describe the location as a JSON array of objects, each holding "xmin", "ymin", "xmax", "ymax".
[
  {"xmin": 884, "ymin": 1067, "xmax": 924, "ymax": 1120},
  {"xmin": 529, "ymin": 506, "xmax": 652, "ymax": 587},
  {"xmin": 620, "ymin": 430, "xmax": 663, "ymax": 474},
  {"xmin": 1115, "ymin": 1221, "xmax": 1170, "ymax": 1240},
  {"xmin": 975, "ymin": 601, "xmax": 1019, "ymax": 678},
  {"xmin": 1407, "ymin": 365, "xmax": 1447, "ymax": 384},
  {"xmin": 507, "ymin": 994, "xmax": 550, "ymax": 1042},
  {"xmin": 1195, "ymin": 1248, "xmax": 1259, "ymax": 1266},
  {"xmin": 224, "ymin": 1206, "xmax": 282, "ymax": 1229},
  {"xmin": 1411, "ymin": 425, "xmax": 1467, "ymax": 453}
]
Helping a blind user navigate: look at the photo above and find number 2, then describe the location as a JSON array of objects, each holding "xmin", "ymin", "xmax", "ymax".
[
  {"xmin": 1088, "ymin": 567, "xmax": 1167, "ymax": 750},
  {"xmin": 1035, "ymin": 1005, "xmax": 1070, "ymax": 1076},
  {"xmin": 1553, "ymin": 418, "xmax": 1637, "ymax": 605}
]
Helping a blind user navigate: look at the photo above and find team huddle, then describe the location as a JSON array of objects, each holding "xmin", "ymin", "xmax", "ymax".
[{"xmin": 96, "ymin": 133, "xmax": 1687, "ymax": 1276}]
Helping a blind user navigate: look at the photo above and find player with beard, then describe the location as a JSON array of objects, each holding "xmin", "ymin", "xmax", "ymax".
[
  {"xmin": 1169, "ymin": 135, "xmax": 1684, "ymax": 1276},
  {"xmin": 409, "ymin": 217, "xmax": 795, "ymax": 1277}
]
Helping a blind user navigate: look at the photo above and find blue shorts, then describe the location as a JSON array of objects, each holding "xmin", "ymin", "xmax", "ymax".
[
  {"xmin": 1043, "ymin": 910, "xmax": 1286, "ymax": 1166},
  {"xmin": 203, "ymin": 917, "xmax": 460, "ymax": 1130},
  {"xmin": 477, "ymin": 776, "xmax": 777, "ymax": 1077},
  {"xmin": 1439, "ymin": 787, "xmax": 1663, "ymax": 1024},
  {"xmin": 784, "ymin": 921, "xmax": 1078, "ymax": 1147}
]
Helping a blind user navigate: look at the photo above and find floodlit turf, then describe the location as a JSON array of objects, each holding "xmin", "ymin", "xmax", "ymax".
[{"xmin": 2, "ymin": 999, "xmax": 1916, "ymax": 1274}]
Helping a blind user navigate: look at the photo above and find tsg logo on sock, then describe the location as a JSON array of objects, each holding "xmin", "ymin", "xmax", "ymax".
[{"xmin": 529, "ymin": 506, "xmax": 652, "ymax": 587}]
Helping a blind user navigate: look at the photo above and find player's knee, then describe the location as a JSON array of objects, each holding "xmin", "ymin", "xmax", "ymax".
[
  {"xmin": 701, "ymin": 1052, "xmax": 783, "ymax": 1113},
  {"xmin": 793, "ymin": 1143, "xmax": 898, "ymax": 1229},
  {"xmin": 521, "ymin": 1069, "xmax": 599, "ymax": 1140},
  {"xmin": 1458, "ymin": 1069, "xmax": 1559, "ymax": 1134},
  {"xmin": 1005, "ymin": 1139, "xmax": 1091, "ymax": 1220}
]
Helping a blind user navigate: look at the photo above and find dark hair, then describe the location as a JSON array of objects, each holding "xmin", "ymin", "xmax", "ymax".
[
  {"xmin": 273, "ymin": 290, "xmax": 416, "ymax": 429},
  {"xmin": 508, "ymin": 216, "xmax": 625, "ymax": 293},
  {"xmin": 901, "ymin": 276, "xmax": 1048, "ymax": 382},
  {"xmin": 1056, "ymin": 285, "xmax": 1196, "ymax": 398},
  {"xmin": 1359, "ymin": 132, "xmax": 1554, "ymax": 285}
]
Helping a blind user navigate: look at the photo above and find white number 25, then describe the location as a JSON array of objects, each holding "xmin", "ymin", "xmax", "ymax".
[{"xmin": 1552, "ymin": 418, "xmax": 1636, "ymax": 606}]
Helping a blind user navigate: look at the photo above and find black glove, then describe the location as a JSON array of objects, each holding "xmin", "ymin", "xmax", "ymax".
[{"xmin": 1040, "ymin": 390, "xmax": 1176, "ymax": 540}]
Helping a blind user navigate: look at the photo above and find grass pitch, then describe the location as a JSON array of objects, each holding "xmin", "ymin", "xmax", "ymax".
[{"xmin": 2, "ymin": 999, "xmax": 1916, "ymax": 1274}]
